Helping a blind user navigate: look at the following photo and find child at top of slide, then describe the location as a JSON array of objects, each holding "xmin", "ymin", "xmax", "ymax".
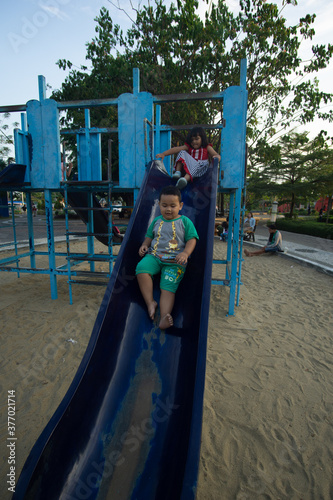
[{"xmin": 156, "ymin": 126, "xmax": 221, "ymax": 190}]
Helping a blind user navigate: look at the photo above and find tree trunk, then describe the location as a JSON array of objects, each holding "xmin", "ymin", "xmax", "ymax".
[
  {"xmin": 289, "ymin": 192, "xmax": 295, "ymax": 218},
  {"xmin": 326, "ymin": 195, "xmax": 332, "ymax": 223}
]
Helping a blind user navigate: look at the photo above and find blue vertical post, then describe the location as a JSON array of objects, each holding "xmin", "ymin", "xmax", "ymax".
[
  {"xmin": 38, "ymin": 75, "xmax": 47, "ymax": 100},
  {"xmin": 87, "ymin": 192, "xmax": 95, "ymax": 272},
  {"xmin": 26, "ymin": 192, "xmax": 36, "ymax": 268},
  {"xmin": 219, "ymin": 61, "xmax": 248, "ymax": 315},
  {"xmin": 154, "ymin": 105, "xmax": 171, "ymax": 174},
  {"xmin": 133, "ymin": 68, "xmax": 140, "ymax": 95},
  {"xmin": 226, "ymin": 191, "xmax": 234, "ymax": 279},
  {"xmin": 118, "ymin": 68, "xmax": 153, "ymax": 204},
  {"xmin": 118, "ymin": 68, "xmax": 153, "ymax": 188},
  {"xmin": 44, "ymin": 189, "xmax": 57, "ymax": 299},
  {"xmin": 21, "ymin": 113, "xmax": 29, "ymax": 174},
  {"xmin": 10, "ymin": 193, "xmax": 20, "ymax": 277},
  {"xmin": 155, "ymin": 105, "xmax": 161, "ymax": 157},
  {"xmin": 38, "ymin": 75, "xmax": 58, "ymax": 298},
  {"xmin": 84, "ymin": 109, "xmax": 92, "ymax": 180},
  {"xmin": 133, "ymin": 68, "xmax": 140, "ymax": 203},
  {"xmin": 240, "ymin": 58, "xmax": 247, "ymax": 90},
  {"xmin": 14, "ymin": 113, "xmax": 31, "ymax": 183},
  {"xmin": 63, "ymin": 186, "xmax": 73, "ymax": 305},
  {"xmin": 77, "ymin": 109, "xmax": 102, "ymax": 181},
  {"xmin": 228, "ymin": 188, "xmax": 242, "ymax": 315}
]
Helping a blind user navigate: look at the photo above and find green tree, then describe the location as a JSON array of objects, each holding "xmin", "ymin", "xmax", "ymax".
[
  {"xmin": 53, "ymin": 0, "xmax": 333, "ymax": 156},
  {"xmin": 248, "ymin": 131, "xmax": 333, "ymax": 217},
  {"xmin": 0, "ymin": 113, "xmax": 17, "ymax": 166}
]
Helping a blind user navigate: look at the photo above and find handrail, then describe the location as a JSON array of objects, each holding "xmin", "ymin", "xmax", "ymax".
[{"xmin": 0, "ymin": 90, "xmax": 225, "ymax": 115}]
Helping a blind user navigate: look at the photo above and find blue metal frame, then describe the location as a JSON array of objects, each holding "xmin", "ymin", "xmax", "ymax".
[{"xmin": 1, "ymin": 63, "xmax": 247, "ymax": 314}]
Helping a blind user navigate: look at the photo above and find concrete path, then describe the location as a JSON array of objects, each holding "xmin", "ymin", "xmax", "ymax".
[{"xmin": 245, "ymin": 222, "xmax": 333, "ymax": 275}]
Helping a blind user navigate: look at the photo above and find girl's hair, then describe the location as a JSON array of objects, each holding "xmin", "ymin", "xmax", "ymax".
[{"xmin": 186, "ymin": 127, "xmax": 209, "ymax": 148}]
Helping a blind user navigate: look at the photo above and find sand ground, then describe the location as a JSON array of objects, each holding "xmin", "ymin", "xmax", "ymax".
[{"xmin": 0, "ymin": 239, "xmax": 332, "ymax": 499}]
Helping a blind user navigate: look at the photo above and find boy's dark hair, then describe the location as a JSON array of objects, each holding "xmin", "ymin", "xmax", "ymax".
[
  {"xmin": 268, "ymin": 223, "xmax": 277, "ymax": 230},
  {"xmin": 159, "ymin": 185, "xmax": 182, "ymax": 202},
  {"xmin": 186, "ymin": 126, "xmax": 209, "ymax": 148}
]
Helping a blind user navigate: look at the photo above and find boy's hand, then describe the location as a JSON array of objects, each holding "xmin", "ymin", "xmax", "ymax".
[
  {"xmin": 139, "ymin": 245, "xmax": 149, "ymax": 257},
  {"xmin": 175, "ymin": 252, "xmax": 188, "ymax": 265}
]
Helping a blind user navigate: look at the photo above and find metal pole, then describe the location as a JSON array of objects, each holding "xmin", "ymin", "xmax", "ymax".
[
  {"xmin": 44, "ymin": 189, "xmax": 58, "ymax": 299},
  {"xmin": 108, "ymin": 139, "xmax": 112, "ymax": 182}
]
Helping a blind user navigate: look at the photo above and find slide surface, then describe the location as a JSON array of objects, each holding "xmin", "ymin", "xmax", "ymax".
[
  {"xmin": 0, "ymin": 164, "xmax": 26, "ymax": 185},
  {"xmin": 14, "ymin": 160, "xmax": 218, "ymax": 500},
  {"xmin": 65, "ymin": 191, "xmax": 123, "ymax": 245}
]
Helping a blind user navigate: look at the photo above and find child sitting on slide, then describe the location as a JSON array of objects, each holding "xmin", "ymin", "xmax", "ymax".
[{"xmin": 136, "ymin": 185, "xmax": 199, "ymax": 329}]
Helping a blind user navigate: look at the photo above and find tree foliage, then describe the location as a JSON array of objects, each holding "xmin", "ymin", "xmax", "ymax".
[
  {"xmin": 53, "ymin": 0, "xmax": 333, "ymax": 147},
  {"xmin": 0, "ymin": 113, "xmax": 17, "ymax": 166},
  {"xmin": 248, "ymin": 131, "xmax": 333, "ymax": 216},
  {"xmin": 51, "ymin": 0, "xmax": 333, "ymax": 195}
]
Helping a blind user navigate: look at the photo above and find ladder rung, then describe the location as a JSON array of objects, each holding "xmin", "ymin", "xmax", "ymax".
[
  {"xmin": 68, "ymin": 279, "xmax": 108, "ymax": 286},
  {"xmin": 212, "ymin": 278, "xmax": 230, "ymax": 285},
  {"xmin": 67, "ymin": 255, "xmax": 111, "ymax": 262},
  {"xmin": 67, "ymin": 231, "xmax": 111, "ymax": 237},
  {"xmin": 75, "ymin": 270, "xmax": 110, "ymax": 277},
  {"xmin": 66, "ymin": 205, "xmax": 109, "ymax": 211}
]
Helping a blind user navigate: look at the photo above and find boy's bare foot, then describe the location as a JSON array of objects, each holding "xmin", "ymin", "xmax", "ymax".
[
  {"xmin": 148, "ymin": 301, "xmax": 158, "ymax": 320},
  {"xmin": 244, "ymin": 249, "xmax": 251, "ymax": 257},
  {"xmin": 159, "ymin": 313, "xmax": 173, "ymax": 329}
]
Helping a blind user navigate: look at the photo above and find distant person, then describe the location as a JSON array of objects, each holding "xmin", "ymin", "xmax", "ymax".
[
  {"xmin": 61, "ymin": 153, "xmax": 73, "ymax": 181},
  {"xmin": 243, "ymin": 212, "xmax": 256, "ymax": 235},
  {"xmin": 219, "ymin": 219, "xmax": 229, "ymax": 241},
  {"xmin": 156, "ymin": 126, "xmax": 220, "ymax": 190},
  {"xmin": 111, "ymin": 212, "xmax": 124, "ymax": 243},
  {"xmin": 136, "ymin": 185, "xmax": 199, "ymax": 329},
  {"xmin": 244, "ymin": 224, "xmax": 282, "ymax": 257},
  {"xmin": 319, "ymin": 208, "xmax": 323, "ymax": 221}
]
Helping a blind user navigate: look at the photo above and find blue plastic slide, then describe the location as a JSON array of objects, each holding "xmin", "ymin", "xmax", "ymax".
[
  {"xmin": 65, "ymin": 190, "xmax": 124, "ymax": 245},
  {"xmin": 0, "ymin": 164, "xmax": 26, "ymax": 185},
  {"xmin": 13, "ymin": 160, "xmax": 218, "ymax": 500}
]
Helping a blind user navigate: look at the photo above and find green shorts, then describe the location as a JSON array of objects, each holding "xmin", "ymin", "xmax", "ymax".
[{"xmin": 136, "ymin": 254, "xmax": 186, "ymax": 293}]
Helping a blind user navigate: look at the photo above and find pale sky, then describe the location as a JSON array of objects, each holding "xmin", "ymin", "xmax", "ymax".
[{"xmin": 1, "ymin": 0, "xmax": 333, "ymax": 144}]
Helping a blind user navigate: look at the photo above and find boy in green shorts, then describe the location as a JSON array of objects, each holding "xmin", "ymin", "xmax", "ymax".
[{"xmin": 136, "ymin": 185, "xmax": 199, "ymax": 329}]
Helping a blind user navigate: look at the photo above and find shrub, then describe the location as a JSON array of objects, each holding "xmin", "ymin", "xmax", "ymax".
[
  {"xmin": 275, "ymin": 218, "xmax": 333, "ymax": 239},
  {"xmin": 54, "ymin": 199, "xmax": 63, "ymax": 210},
  {"xmin": 283, "ymin": 213, "xmax": 298, "ymax": 220},
  {"xmin": 54, "ymin": 210, "xmax": 79, "ymax": 219}
]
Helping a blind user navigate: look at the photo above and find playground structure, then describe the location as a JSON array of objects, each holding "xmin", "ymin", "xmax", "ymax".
[
  {"xmin": 1, "ymin": 64, "xmax": 247, "ymax": 315},
  {"xmin": 2, "ymin": 63, "xmax": 247, "ymax": 499}
]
